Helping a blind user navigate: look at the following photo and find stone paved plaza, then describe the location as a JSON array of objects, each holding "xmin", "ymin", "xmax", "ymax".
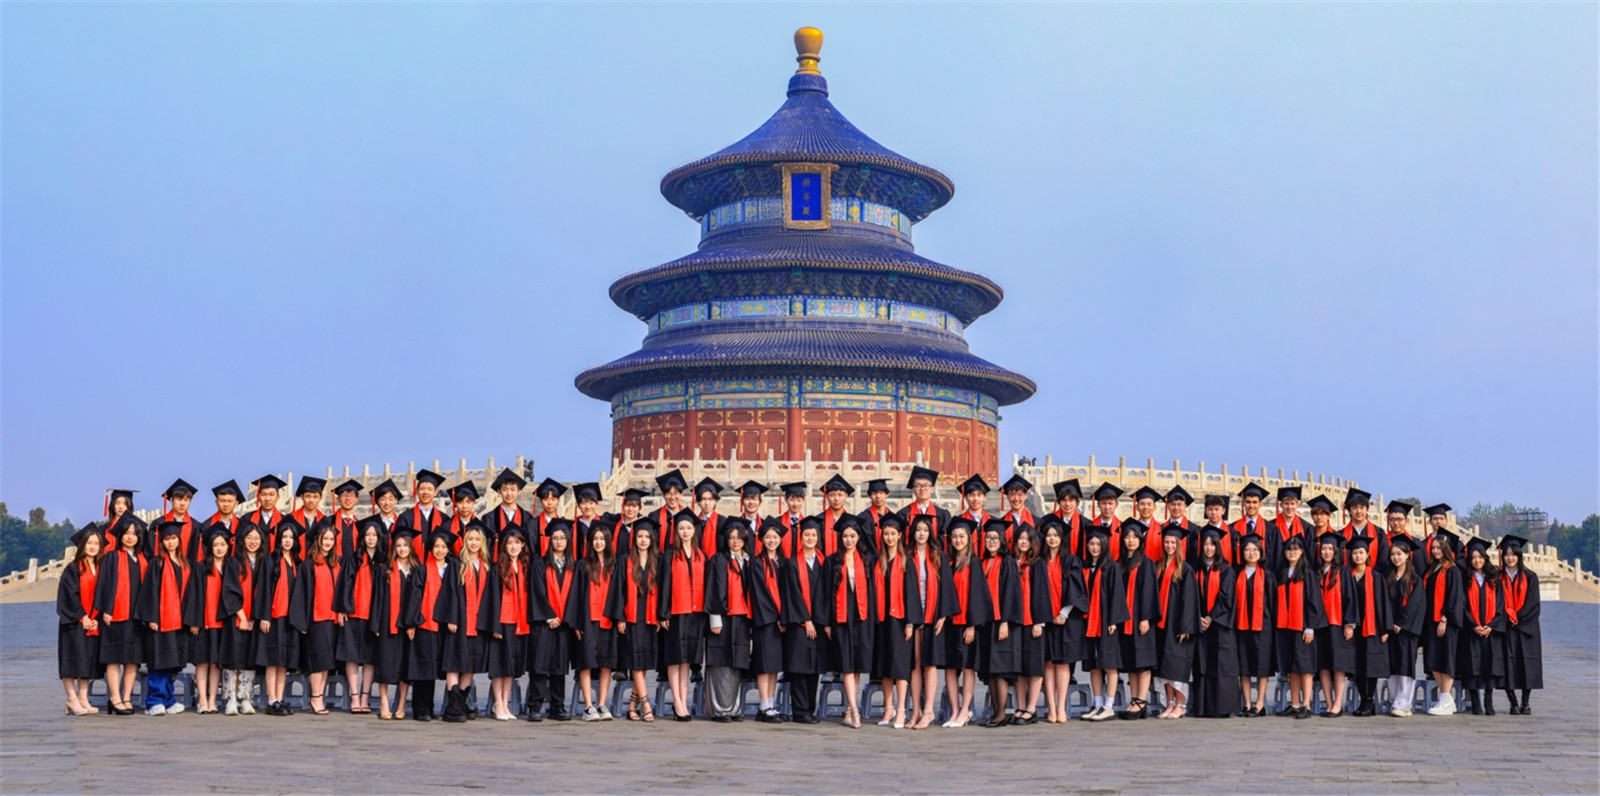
[{"xmin": 1, "ymin": 600, "xmax": 1595, "ymax": 794}]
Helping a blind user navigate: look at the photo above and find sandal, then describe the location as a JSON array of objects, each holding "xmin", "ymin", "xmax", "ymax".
[
  {"xmin": 309, "ymin": 693, "xmax": 330, "ymax": 716},
  {"xmin": 641, "ymin": 700, "xmax": 656, "ymax": 723},
  {"xmin": 627, "ymin": 696, "xmax": 641, "ymax": 722}
]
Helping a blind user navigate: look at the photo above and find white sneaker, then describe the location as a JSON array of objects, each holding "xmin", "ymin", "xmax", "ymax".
[
  {"xmin": 225, "ymin": 697, "xmax": 239, "ymax": 716},
  {"xmin": 146, "ymin": 704, "xmax": 166, "ymax": 716},
  {"xmin": 239, "ymin": 699, "xmax": 256, "ymax": 715},
  {"xmin": 582, "ymin": 706, "xmax": 601, "ymax": 722},
  {"xmin": 166, "ymin": 703, "xmax": 185, "ymax": 715},
  {"xmin": 1425, "ymin": 701, "xmax": 1455, "ymax": 716},
  {"xmin": 598, "ymin": 705, "xmax": 614, "ymax": 721}
]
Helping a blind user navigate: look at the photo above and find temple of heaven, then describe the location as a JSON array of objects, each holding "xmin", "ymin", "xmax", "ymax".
[{"xmin": 576, "ymin": 27, "xmax": 1035, "ymax": 482}]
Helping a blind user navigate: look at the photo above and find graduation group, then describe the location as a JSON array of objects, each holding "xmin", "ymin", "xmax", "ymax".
[{"xmin": 57, "ymin": 463, "xmax": 1544, "ymax": 731}]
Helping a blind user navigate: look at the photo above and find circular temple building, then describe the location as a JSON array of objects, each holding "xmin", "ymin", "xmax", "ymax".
[{"xmin": 576, "ymin": 28, "xmax": 1035, "ymax": 482}]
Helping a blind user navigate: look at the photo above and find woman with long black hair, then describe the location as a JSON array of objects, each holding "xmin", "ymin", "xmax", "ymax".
[
  {"xmin": 825, "ymin": 518, "xmax": 875, "ymax": 728},
  {"xmin": 1037, "ymin": 516, "xmax": 1087, "ymax": 724},
  {"xmin": 1080, "ymin": 526, "xmax": 1127, "ymax": 722},
  {"xmin": 607, "ymin": 518, "xmax": 661, "ymax": 723},
  {"xmin": 1497, "ymin": 535, "xmax": 1542, "ymax": 715},
  {"xmin": 1457, "ymin": 538, "xmax": 1506, "ymax": 715},
  {"xmin": 704, "ymin": 518, "xmax": 755, "ymax": 723},
  {"xmin": 334, "ymin": 519, "xmax": 383, "ymax": 716},
  {"xmin": 1384, "ymin": 535, "xmax": 1426, "ymax": 717},
  {"xmin": 1152, "ymin": 524, "xmax": 1199, "ymax": 719},
  {"xmin": 1115, "ymin": 520, "xmax": 1158, "ymax": 720},
  {"xmin": 1190, "ymin": 527, "xmax": 1238, "ymax": 718},
  {"xmin": 748, "ymin": 519, "xmax": 787, "ymax": 723},
  {"xmin": 573, "ymin": 521, "xmax": 618, "ymax": 721},
  {"xmin": 57, "ymin": 525, "xmax": 103, "ymax": 716},
  {"xmin": 1421, "ymin": 531, "xmax": 1465, "ymax": 716},
  {"xmin": 1274, "ymin": 535, "xmax": 1325, "ymax": 719}
]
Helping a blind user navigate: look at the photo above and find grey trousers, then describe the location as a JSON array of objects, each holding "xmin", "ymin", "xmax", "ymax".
[{"xmin": 705, "ymin": 666, "xmax": 743, "ymax": 718}]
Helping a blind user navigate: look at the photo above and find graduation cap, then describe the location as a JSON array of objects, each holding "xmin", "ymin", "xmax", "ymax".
[
  {"xmin": 155, "ymin": 519, "xmax": 185, "ymax": 538},
  {"xmin": 780, "ymin": 482, "xmax": 808, "ymax": 498},
  {"xmin": 544, "ymin": 518, "xmax": 574, "ymax": 539},
  {"xmin": 1317, "ymin": 531, "xmax": 1344, "ymax": 548},
  {"xmin": 1498, "ymin": 534, "xmax": 1529, "ymax": 552},
  {"xmin": 906, "ymin": 466, "xmax": 940, "ymax": 489},
  {"xmin": 1344, "ymin": 487, "xmax": 1372, "ymax": 507},
  {"xmin": 946, "ymin": 516, "xmax": 977, "ymax": 536},
  {"xmin": 371, "ymin": 479, "xmax": 403, "ymax": 501},
  {"xmin": 980, "ymin": 516, "xmax": 1012, "ymax": 539},
  {"xmin": 103, "ymin": 488, "xmax": 137, "ymax": 518},
  {"xmin": 569, "ymin": 482, "xmax": 600, "ymax": 502},
  {"xmin": 1345, "ymin": 534, "xmax": 1373, "ymax": 551},
  {"xmin": 1131, "ymin": 486, "xmax": 1162, "ymax": 503},
  {"xmin": 799, "ymin": 515, "xmax": 824, "ymax": 532},
  {"xmin": 1200, "ymin": 525, "xmax": 1227, "ymax": 543},
  {"xmin": 492, "ymin": 468, "xmax": 530, "ymax": 491},
  {"xmin": 1085, "ymin": 525, "xmax": 1111, "ymax": 544},
  {"xmin": 204, "ymin": 526, "xmax": 232, "ymax": 547},
  {"xmin": 1238, "ymin": 532, "xmax": 1265, "ymax": 550},
  {"xmin": 1306, "ymin": 495, "xmax": 1338, "ymax": 514},
  {"xmin": 877, "ymin": 513, "xmax": 905, "ymax": 530},
  {"xmin": 211, "ymin": 480, "xmax": 244, "ymax": 500},
  {"xmin": 695, "ymin": 477, "xmax": 726, "ymax": 498},
  {"xmin": 412, "ymin": 469, "xmax": 446, "ymax": 494},
  {"xmin": 389, "ymin": 528, "xmax": 421, "ymax": 547},
  {"xmin": 252, "ymin": 474, "xmax": 288, "ymax": 492},
  {"xmin": 655, "ymin": 469, "xmax": 689, "ymax": 494},
  {"xmin": 757, "ymin": 516, "xmax": 786, "ymax": 537},
  {"xmin": 618, "ymin": 487, "xmax": 649, "ymax": 504},
  {"xmin": 821, "ymin": 474, "xmax": 854, "ymax": 495},
  {"xmin": 1389, "ymin": 534, "xmax": 1420, "ymax": 553},
  {"xmin": 1091, "ymin": 483, "xmax": 1123, "ymax": 501},
  {"xmin": 836, "ymin": 514, "xmax": 863, "ymax": 535},
  {"xmin": 1433, "ymin": 527, "xmax": 1460, "ymax": 547},
  {"xmin": 70, "ymin": 523, "xmax": 99, "ymax": 548},
  {"xmin": 721, "ymin": 516, "xmax": 753, "ymax": 534},
  {"xmin": 424, "ymin": 528, "xmax": 455, "ymax": 551},
  {"xmin": 356, "ymin": 516, "xmax": 386, "ymax": 536},
  {"xmin": 296, "ymin": 476, "xmax": 327, "ymax": 496},
  {"xmin": 1465, "ymin": 537, "xmax": 1492, "ymax": 556},
  {"xmin": 632, "ymin": 515, "xmax": 659, "ymax": 535},
  {"xmin": 1002, "ymin": 474, "xmax": 1034, "ymax": 493},
  {"xmin": 1282, "ymin": 534, "xmax": 1307, "ymax": 550},
  {"xmin": 960, "ymin": 474, "xmax": 991, "ymax": 496},
  {"xmin": 1165, "ymin": 485, "xmax": 1194, "ymax": 504},
  {"xmin": 1423, "ymin": 503, "xmax": 1452, "ymax": 517},
  {"xmin": 162, "ymin": 479, "xmax": 198, "ymax": 499},
  {"xmin": 1276, "ymin": 486, "xmax": 1302, "ymax": 502},
  {"xmin": 670, "ymin": 508, "xmax": 702, "ymax": 531},
  {"xmin": 865, "ymin": 479, "xmax": 890, "ymax": 495},
  {"xmin": 1035, "ymin": 514, "xmax": 1065, "ymax": 535},
  {"xmin": 1052, "ymin": 479, "xmax": 1082, "ymax": 500},
  {"xmin": 1384, "ymin": 499, "xmax": 1414, "ymax": 516},
  {"xmin": 500, "ymin": 525, "xmax": 529, "ymax": 543},
  {"xmin": 1120, "ymin": 518, "xmax": 1148, "ymax": 538},
  {"xmin": 449, "ymin": 482, "xmax": 480, "ymax": 503},
  {"xmin": 1237, "ymin": 482, "xmax": 1269, "ymax": 500},
  {"xmin": 739, "ymin": 480, "xmax": 770, "ymax": 498},
  {"xmin": 332, "ymin": 479, "xmax": 363, "ymax": 496}
]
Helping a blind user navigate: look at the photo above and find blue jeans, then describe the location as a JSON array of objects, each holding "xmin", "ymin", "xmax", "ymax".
[{"xmin": 145, "ymin": 669, "xmax": 177, "ymax": 708}]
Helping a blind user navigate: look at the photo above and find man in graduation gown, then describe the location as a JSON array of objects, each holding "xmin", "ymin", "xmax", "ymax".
[
  {"xmin": 690, "ymin": 477, "xmax": 729, "ymax": 556},
  {"xmin": 246, "ymin": 475, "xmax": 288, "ymax": 554},
  {"xmin": 651, "ymin": 469, "xmax": 690, "ymax": 550},
  {"xmin": 1049, "ymin": 479, "xmax": 1090, "ymax": 559},
  {"xmin": 1090, "ymin": 483, "xmax": 1124, "ymax": 559},
  {"xmin": 327, "ymin": 480, "xmax": 364, "ymax": 560},
  {"xmin": 1267, "ymin": 486, "xmax": 1310, "ymax": 573},
  {"xmin": 443, "ymin": 482, "xmax": 484, "ymax": 556},
  {"xmin": 1229, "ymin": 482, "xmax": 1271, "ymax": 566},
  {"xmin": 369, "ymin": 479, "xmax": 403, "ymax": 544},
  {"xmin": 1161, "ymin": 486, "xmax": 1197, "ymax": 557},
  {"xmin": 486, "ymin": 469, "xmax": 534, "ymax": 560},
  {"xmin": 812, "ymin": 475, "xmax": 854, "ymax": 557},
  {"xmin": 1191, "ymin": 494, "xmax": 1237, "ymax": 566},
  {"xmin": 1131, "ymin": 486, "xmax": 1164, "ymax": 559},
  {"xmin": 776, "ymin": 482, "xmax": 809, "ymax": 557},
  {"xmin": 395, "ymin": 469, "xmax": 448, "ymax": 543},
  {"xmin": 289, "ymin": 476, "xmax": 327, "ymax": 561},
  {"xmin": 1000, "ymin": 474, "xmax": 1036, "ymax": 537},
  {"xmin": 1341, "ymin": 487, "xmax": 1385, "ymax": 569},
  {"xmin": 736, "ymin": 480, "xmax": 771, "ymax": 537},
  {"xmin": 568, "ymin": 483, "xmax": 605, "ymax": 556},
  {"xmin": 897, "ymin": 466, "xmax": 950, "ymax": 553},
  {"xmin": 956, "ymin": 475, "xmax": 994, "ymax": 546},
  {"xmin": 1380, "ymin": 500, "xmax": 1423, "ymax": 575},
  {"xmin": 206, "ymin": 480, "xmax": 247, "ymax": 555},
  {"xmin": 158, "ymin": 479, "xmax": 205, "ymax": 564},
  {"xmin": 529, "ymin": 476, "xmax": 567, "ymax": 556},
  {"xmin": 854, "ymin": 479, "xmax": 892, "ymax": 556}
]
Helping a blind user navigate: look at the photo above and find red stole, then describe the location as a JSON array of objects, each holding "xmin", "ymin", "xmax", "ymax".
[
  {"xmin": 726, "ymin": 558, "xmax": 751, "ymax": 618},
  {"xmin": 461, "ymin": 561, "xmax": 486, "ymax": 635},
  {"xmin": 158, "ymin": 558, "xmax": 186, "ymax": 631},
  {"xmin": 1427, "ymin": 568, "xmax": 1449, "ymax": 623},
  {"xmin": 1503, "ymin": 571, "xmax": 1528, "ymax": 624},
  {"xmin": 417, "ymin": 562, "xmax": 444, "ymax": 632},
  {"xmin": 1018, "ymin": 557, "xmax": 1035, "ymax": 625},
  {"xmin": 1353, "ymin": 569, "xmax": 1377, "ymax": 637},
  {"xmin": 1202, "ymin": 565, "xmax": 1223, "ymax": 614},
  {"xmin": 764, "ymin": 556, "xmax": 783, "ymax": 618},
  {"xmin": 835, "ymin": 550, "xmax": 868, "ymax": 622},
  {"xmin": 668, "ymin": 549, "xmax": 705, "ymax": 615},
  {"xmin": 545, "ymin": 563, "xmax": 573, "ymax": 625},
  {"xmin": 332, "ymin": 511, "xmax": 359, "ymax": 559},
  {"xmin": 500, "ymin": 563, "xmax": 530, "ymax": 634},
  {"xmin": 1235, "ymin": 568, "xmax": 1266, "ymax": 632},
  {"xmin": 79, "ymin": 563, "xmax": 100, "ymax": 636},
  {"xmin": 1320, "ymin": 567, "xmax": 1345, "ymax": 626},
  {"xmin": 982, "ymin": 556, "xmax": 1003, "ymax": 623},
  {"xmin": 271, "ymin": 556, "xmax": 292, "ymax": 618},
  {"xmin": 1046, "ymin": 554, "xmax": 1064, "ymax": 615},
  {"xmin": 203, "ymin": 564, "xmax": 224, "ymax": 629},
  {"xmin": 349, "ymin": 555, "xmax": 373, "ymax": 620},
  {"xmin": 623, "ymin": 558, "xmax": 658, "ymax": 624},
  {"xmin": 1467, "ymin": 574, "xmax": 1497, "ymax": 626},
  {"xmin": 1085, "ymin": 563, "xmax": 1105, "ymax": 638},
  {"xmin": 110, "ymin": 551, "xmax": 141, "ymax": 622},
  {"xmin": 699, "ymin": 512, "xmax": 720, "ymax": 558},
  {"xmin": 1157, "ymin": 559, "xmax": 1177, "ymax": 629},
  {"xmin": 951, "ymin": 559, "xmax": 972, "ymax": 625},
  {"xmin": 312, "ymin": 560, "xmax": 337, "ymax": 622},
  {"xmin": 236, "ymin": 556, "xmax": 256, "ymax": 623},
  {"xmin": 387, "ymin": 567, "xmax": 406, "ymax": 634},
  {"xmin": 1275, "ymin": 572, "xmax": 1306, "ymax": 631},
  {"xmin": 1122, "ymin": 561, "xmax": 1141, "ymax": 633},
  {"xmin": 875, "ymin": 555, "xmax": 906, "ymax": 621},
  {"xmin": 589, "ymin": 564, "xmax": 613, "ymax": 630},
  {"xmin": 799, "ymin": 554, "xmax": 817, "ymax": 617}
]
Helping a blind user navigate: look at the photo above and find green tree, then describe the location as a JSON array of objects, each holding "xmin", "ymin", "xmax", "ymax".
[
  {"xmin": 0, "ymin": 504, "xmax": 75, "ymax": 575},
  {"xmin": 1548, "ymin": 514, "xmax": 1600, "ymax": 572}
]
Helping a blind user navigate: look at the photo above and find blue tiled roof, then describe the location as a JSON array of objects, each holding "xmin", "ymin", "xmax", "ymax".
[
  {"xmin": 660, "ymin": 75, "xmax": 955, "ymax": 222},
  {"xmin": 573, "ymin": 321, "xmax": 1036, "ymax": 405},
  {"xmin": 609, "ymin": 230, "xmax": 1004, "ymax": 324}
]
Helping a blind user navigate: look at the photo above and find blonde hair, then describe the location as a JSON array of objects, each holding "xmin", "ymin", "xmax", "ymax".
[{"xmin": 459, "ymin": 528, "xmax": 488, "ymax": 584}]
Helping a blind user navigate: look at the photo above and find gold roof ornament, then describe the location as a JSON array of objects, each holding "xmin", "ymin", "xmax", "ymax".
[{"xmin": 794, "ymin": 26, "xmax": 823, "ymax": 75}]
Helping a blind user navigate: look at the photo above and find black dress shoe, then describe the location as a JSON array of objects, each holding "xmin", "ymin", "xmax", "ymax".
[
  {"xmin": 675, "ymin": 713, "xmax": 693, "ymax": 722},
  {"xmin": 793, "ymin": 713, "xmax": 819, "ymax": 724},
  {"xmin": 525, "ymin": 711, "xmax": 543, "ymax": 722},
  {"xmin": 1275, "ymin": 705, "xmax": 1297, "ymax": 717},
  {"xmin": 712, "ymin": 715, "xmax": 732, "ymax": 723},
  {"xmin": 550, "ymin": 710, "xmax": 571, "ymax": 722},
  {"xmin": 730, "ymin": 714, "xmax": 743, "ymax": 722},
  {"xmin": 1294, "ymin": 707, "xmax": 1312, "ymax": 719}
]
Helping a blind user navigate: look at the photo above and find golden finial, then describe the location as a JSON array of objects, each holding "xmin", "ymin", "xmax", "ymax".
[{"xmin": 794, "ymin": 26, "xmax": 823, "ymax": 75}]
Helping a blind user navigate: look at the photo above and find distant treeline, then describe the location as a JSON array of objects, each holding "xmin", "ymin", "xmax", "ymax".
[
  {"xmin": 0, "ymin": 503, "xmax": 75, "ymax": 575},
  {"xmin": 1463, "ymin": 502, "xmax": 1599, "ymax": 570}
]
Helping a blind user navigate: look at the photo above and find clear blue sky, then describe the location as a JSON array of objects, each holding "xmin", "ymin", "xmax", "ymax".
[{"xmin": 3, "ymin": 3, "xmax": 1595, "ymax": 525}]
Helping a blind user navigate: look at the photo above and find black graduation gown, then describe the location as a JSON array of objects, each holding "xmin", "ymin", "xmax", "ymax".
[
  {"xmin": 485, "ymin": 507, "xmax": 531, "ymax": 562},
  {"xmin": 1315, "ymin": 566, "xmax": 1358, "ymax": 674},
  {"xmin": 1116, "ymin": 557, "xmax": 1160, "ymax": 672},
  {"xmin": 704, "ymin": 553, "xmax": 754, "ymax": 669},
  {"xmin": 394, "ymin": 504, "xmax": 448, "ymax": 544},
  {"xmin": 527, "ymin": 557, "xmax": 578, "ymax": 676},
  {"xmin": 1190, "ymin": 562, "xmax": 1240, "ymax": 717},
  {"xmin": 943, "ymin": 557, "xmax": 994, "ymax": 671},
  {"xmin": 435, "ymin": 558, "xmax": 493, "ymax": 674},
  {"xmin": 872, "ymin": 554, "xmax": 925, "ymax": 681},
  {"xmin": 977, "ymin": 556, "xmax": 1024, "ymax": 679},
  {"xmin": 854, "ymin": 507, "xmax": 892, "ymax": 557},
  {"xmin": 1014, "ymin": 557, "xmax": 1052, "ymax": 678},
  {"xmin": 333, "ymin": 551, "xmax": 381, "ymax": 665},
  {"xmin": 604, "ymin": 556, "xmax": 660, "ymax": 671},
  {"xmin": 913, "ymin": 554, "xmax": 957, "ymax": 669},
  {"xmin": 1042, "ymin": 552, "xmax": 1089, "ymax": 665},
  {"xmin": 134, "ymin": 555, "xmax": 191, "ymax": 671},
  {"xmin": 289, "ymin": 557, "xmax": 342, "ymax": 672},
  {"xmin": 779, "ymin": 554, "xmax": 830, "ymax": 675},
  {"xmin": 1082, "ymin": 558, "xmax": 1129, "ymax": 671},
  {"xmin": 1421, "ymin": 565, "xmax": 1464, "ymax": 677},
  {"xmin": 372, "ymin": 564, "xmax": 417, "ymax": 685},
  {"xmin": 1455, "ymin": 571, "xmax": 1506, "ymax": 682},
  {"xmin": 570, "ymin": 559, "xmax": 618, "ymax": 671},
  {"xmin": 656, "ymin": 550, "xmax": 707, "ymax": 666},
  {"xmin": 56, "ymin": 562, "xmax": 102, "ymax": 679},
  {"xmin": 1347, "ymin": 567, "xmax": 1392, "ymax": 678},
  {"xmin": 220, "ymin": 556, "xmax": 258, "ymax": 670},
  {"xmin": 1233, "ymin": 566, "xmax": 1277, "ymax": 678},
  {"xmin": 1273, "ymin": 569, "xmax": 1326, "ymax": 675},
  {"xmin": 1500, "ymin": 569, "xmax": 1543, "ymax": 689},
  {"xmin": 253, "ymin": 553, "xmax": 301, "ymax": 668},
  {"xmin": 403, "ymin": 559, "xmax": 451, "ymax": 681},
  {"xmin": 1263, "ymin": 519, "xmax": 1311, "ymax": 574},
  {"xmin": 747, "ymin": 554, "xmax": 786, "ymax": 674},
  {"xmin": 1153, "ymin": 562, "xmax": 1201, "ymax": 682},
  {"xmin": 181, "ymin": 562, "xmax": 228, "ymax": 665},
  {"xmin": 1385, "ymin": 573, "xmax": 1427, "ymax": 678},
  {"xmin": 896, "ymin": 504, "xmax": 952, "ymax": 553},
  {"xmin": 93, "ymin": 549, "xmax": 146, "ymax": 665},
  {"xmin": 481, "ymin": 563, "xmax": 533, "ymax": 678},
  {"xmin": 824, "ymin": 551, "xmax": 878, "ymax": 674}
]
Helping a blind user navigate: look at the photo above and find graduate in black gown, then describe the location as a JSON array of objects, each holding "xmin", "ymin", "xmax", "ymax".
[
  {"xmin": 1232, "ymin": 533, "xmax": 1276, "ymax": 717},
  {"xmin": 1344, "ymin": 536, "xmax": 1391, "ymax": 716},
  {"xmin": 254, "ymin": 523, "xmax": 301, "ymax": 716},
  {"xmin": 1152, "ymin": 524, "xmax": 1200, "ymax": 720},
  {"xmin": 1011, "ymin": 526, "xmax": 1050, "ymax": 726},
  {"xmin": 941, "ymin": 518, "xmax": 992, "ymax": 727},
  {"xmin": 221, "ymin": 524, "xmax": 263, "ymax": 716},
  {"xmin": 1457, "ymin": 538, "xmax": 1506, "ymax": 715},
  {"xmin": 334, "ymin": 518, "xmax": 383, "ymax": 715},
  {"xmin": 183, "ymin": 528, "xmax": 232, "ymax": 714},
  {"xmin": 976, "ymin": 518, "xmax": 1023, "ymax": 728},
  {"xmin": 779, "ymin": 517, "xmax": 829, "ymax": 724},
  {"xmin": 527, "ymin": 520, "xmax": 579, "ymax": 722},
  {"xmin": 137, "ymin": 521, "xmax": 191, "ymax": 716},
  {"xmin": 57, "ymin": 525, "xmax": 103, "ymax": 716},
  {"xmin": 1384, "ymin": 534, "xmax": 1427, "ymax": 717},
  {"xmin": 659, "ymin": 510, "xmax": 708, "ymax": 721},
  {"xmin": 1313, "ymin": 528, "xmax": 1358, "ymax": 716},
  {"xmin": 1190, "ymin": 527, "xmax": 1239, "ymax": 718},
  {"xmin": 484, "ymin": 527, "xmax": 532, "ymax": 721},
  {"xmin": 1274, "ymin": 535, "xmax": 1326, "ymax": 719},
  {"xmin": 572, "ymin": 521, "xmax": 618, "ymax": 721},
  {"xmin": 373, "ymin": 529, "xmax": 419, "ymax": 720},
  {"xmin": 748, "ymin": 519, "xmax": 788, "ymax": 723},
  {"xmin": 1037, "ymin": 516, "xmax": 1087, "ymax": 724},
  {"xmin": 435, "ymin": 523, "xmax": 492, "ymax": 722},
  {"xmin": 704, "ymin": 517, "xmax": 755, "ymax": 722},
  {"xmin": 606, "ymin": 518, "xmax": 661, "ymax": 722},
  {"xmin": 1496, "ymin": 535, "xmax": 1542, "ymax": 714},
  {"xmin": 291, "ymin": 525, "xmax": 341, "ymax": 716},
  {"xmin": 1115, "ymin": 520, "xmax": 1159, "ymax": 720},
  {"xmin": 1080, "ymin": 526, "xmax": 1128, "ymax": 722},
  {"xmin": 1420, "ymin": 528, "xmax": 1465, "ymax": 715},
  {"xmin": 824, "ymin": 516, "xmax": 875, "ymax": 728},
  {"xmin": 872, "ymin": 514, "xmax": 922, "ymax": 728},
  {"xmin": 897, "ymin": 466, "xmax": 951, "ymax": 554},
  {"xmin": 405, "ymin": 529, "xmax": 453, "ymax": 722}
]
